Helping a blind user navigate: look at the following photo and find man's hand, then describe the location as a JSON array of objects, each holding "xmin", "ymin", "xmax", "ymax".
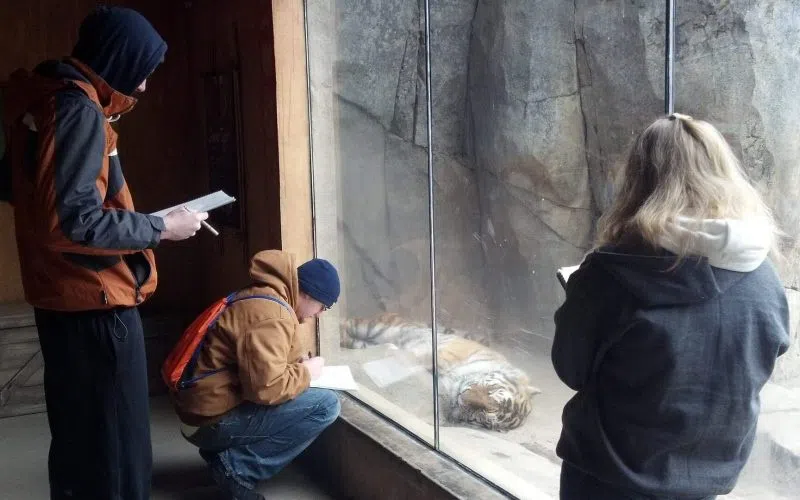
[
  {"xmin": 161, "ymin": 208, "xmax": 208, "ymax": 241},
  {"xmin": 303, "ymin": 356, "xmax": 325, "ymax": 380}
]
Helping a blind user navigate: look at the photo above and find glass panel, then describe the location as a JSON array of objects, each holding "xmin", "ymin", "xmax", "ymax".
[
  {"xmin": 306, "ymin": 0, "xmax": 436, "ymax": 444},
  {"xmin": 675, "ymin": 2, "xmax": 800, "ymax": 499},
  {"xmin": 430, "ymin": 1, "xmax": 665, "ymax": 497}
]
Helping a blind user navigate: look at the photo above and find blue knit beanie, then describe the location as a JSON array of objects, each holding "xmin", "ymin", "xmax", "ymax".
[{"xmin": 298, "ymin": 258, "xmax": 340, "ymax": 308}]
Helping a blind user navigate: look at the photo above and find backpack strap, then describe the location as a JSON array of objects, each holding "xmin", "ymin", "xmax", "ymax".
[
  {"xmin": 177, "ymin": 294, "xmax": 293, "ymax": 390},
  {"xmin": 226, "ymin": 294, "xmax": 291, "ymax": 314}
]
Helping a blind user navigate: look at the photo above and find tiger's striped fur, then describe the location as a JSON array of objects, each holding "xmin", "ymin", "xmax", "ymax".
[{"xmin": 341, "ymin": 312, "xmax": 541, "ymax": 432}]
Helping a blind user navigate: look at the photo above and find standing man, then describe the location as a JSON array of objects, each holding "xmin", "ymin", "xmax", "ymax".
[{"xmin": 1, "ymin": 6, "xmax": 206, "ymax": 500}]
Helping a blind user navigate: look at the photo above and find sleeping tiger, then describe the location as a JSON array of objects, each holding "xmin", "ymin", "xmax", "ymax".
[{"xmin": 340, "ymin": 312, "xmax": 541, "ymax": 432}]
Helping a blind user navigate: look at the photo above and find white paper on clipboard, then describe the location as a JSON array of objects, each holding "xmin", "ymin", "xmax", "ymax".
[
  {"xmin": 309, "ymin": 365, "xmax": 359, "ymax": 391},
  {"xmin": 150, "ymin": 190, "xmax": 236, "ymax": 218},
  {"xmin": 362, "ymin": 356, "xmax": 425, "ymax": 388},
  {"xmin": 557, "ymin": 265, "xmax": 580, "ymax": 290}
]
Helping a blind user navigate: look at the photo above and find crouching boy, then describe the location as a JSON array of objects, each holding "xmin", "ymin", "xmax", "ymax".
[{"xmin": 172, "ymin": 250, "xmax": 341, "ymax": 500}]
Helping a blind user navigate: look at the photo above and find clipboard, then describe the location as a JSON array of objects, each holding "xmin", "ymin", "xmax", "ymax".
[
  {"xmin": 557, "ymin": 265, "xmax": 580, "ymax": 290},
  {"xmin": 150, "ymin": 190, "xmax": 236, "ymax": 218}
]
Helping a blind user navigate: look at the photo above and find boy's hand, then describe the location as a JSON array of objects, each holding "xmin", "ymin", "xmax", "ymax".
[{"xmin": 302, "ymin": 356, "xmax": 325, "ymax": 380}]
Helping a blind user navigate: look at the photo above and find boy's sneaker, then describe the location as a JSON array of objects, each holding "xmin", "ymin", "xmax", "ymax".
[{"xmin": 209, "ymin": 460, "xmax": 265, "ymax": 500}]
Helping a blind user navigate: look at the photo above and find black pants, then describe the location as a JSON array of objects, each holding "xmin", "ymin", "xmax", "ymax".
[
  {"xmin": 560, "ymin": 463, "xmax": 717, "ymax": 500},
  {"xmin": 35, "ymin": 307, "xmax": 151, "ymax": 500}
]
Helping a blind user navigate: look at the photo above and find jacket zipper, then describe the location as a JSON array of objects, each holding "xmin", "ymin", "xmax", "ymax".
[
  {"xmin": 98, "ymin": 271, "xmax": 109, "ymax": 306},
  {"xmin": 122, "ymin": 253, "xmax": 152, "ymax": 304}
]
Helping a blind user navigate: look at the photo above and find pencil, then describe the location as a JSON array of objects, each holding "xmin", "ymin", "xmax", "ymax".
[{"xmin": 201, "ymin": 220, "xmax": 219, "ymax": 236}]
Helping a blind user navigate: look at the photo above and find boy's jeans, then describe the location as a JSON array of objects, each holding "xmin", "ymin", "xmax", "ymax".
[{"xmin": 185, "ymin": 388, "xmax": 340, "ymax": 493}]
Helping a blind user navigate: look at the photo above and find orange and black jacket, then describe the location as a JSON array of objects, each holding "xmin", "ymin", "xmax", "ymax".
[{"xmin": 0, "ymin": 58, "xmax": 165, "ymax": 311}]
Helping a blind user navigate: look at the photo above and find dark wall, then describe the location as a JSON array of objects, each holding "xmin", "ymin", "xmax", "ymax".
[
  {"xmin": 118, "ymin": 0, "xmax": 206, "ymax": 315},
  {"xmin": 183, "ymin": 0, "xmax": 283, "ymax": 306}
]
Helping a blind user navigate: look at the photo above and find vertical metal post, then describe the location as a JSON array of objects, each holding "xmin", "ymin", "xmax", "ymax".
[
  {"xmin": 303, "ymin": 0, "xmax": 317, "ymax": 258},
  {"xmin": 665, "ymin": 0, "xmax": 675, "ymax": 115},
  {"xmin": 302, "ymin": 1, "xmax": 322, "ymax": 356},
  {"xmin": 423, "ymin": 0, "xmax": 441, "ymax": 450}
]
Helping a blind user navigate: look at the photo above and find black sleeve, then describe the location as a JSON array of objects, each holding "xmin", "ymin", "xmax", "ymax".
[
  {"xmin": 51, "ymin": 92, "xmax": 164, "ymax": 252},
  {"xmin": 551, "ymin": 255, "xmax": 621, "ymax": 391}
]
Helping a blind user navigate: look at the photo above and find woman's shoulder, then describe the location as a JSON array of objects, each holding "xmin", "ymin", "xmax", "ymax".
[{"xmin": 737, "ymin": 259, "xmax": 786, "ymax": 300}]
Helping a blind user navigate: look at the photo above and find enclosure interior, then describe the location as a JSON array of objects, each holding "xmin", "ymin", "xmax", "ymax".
[{"xmin": 307, "ymin": 2, "xmax": 800, "ymax": 499}]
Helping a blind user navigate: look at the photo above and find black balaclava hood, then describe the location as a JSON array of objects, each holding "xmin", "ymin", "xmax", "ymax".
[{"xmin": 71, "ymin": 6, "xmax": 167, "ymax": 96}]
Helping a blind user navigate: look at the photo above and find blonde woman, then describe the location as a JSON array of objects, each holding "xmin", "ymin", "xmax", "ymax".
[{"xmin": 552, "ymin": 114, "xmax": 790, "ymax": 499}]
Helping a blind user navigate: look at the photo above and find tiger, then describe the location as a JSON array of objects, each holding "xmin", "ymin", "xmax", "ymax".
[{"xmin": 340, "ymin": 312, "xmax": 541, "ymax": 432}]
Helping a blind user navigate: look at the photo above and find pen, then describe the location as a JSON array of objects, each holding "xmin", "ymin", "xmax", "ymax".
[{"xmin": 201, "ymin": 220, "xmax": 219, "ymax": 236}]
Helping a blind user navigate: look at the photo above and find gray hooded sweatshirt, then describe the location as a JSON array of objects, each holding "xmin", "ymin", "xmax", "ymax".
[{"xmin": 553, "ymin": 217, "xmax": 791, "ymax": 497}]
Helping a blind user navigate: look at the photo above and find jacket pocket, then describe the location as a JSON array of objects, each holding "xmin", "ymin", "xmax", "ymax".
[
  {"xmin": 62, "ymin": 252, "xmax": 121, "ymax": 271},
  {"xmin": 123, "ymin": 252, "xmax": 152, "ymax": 288}
]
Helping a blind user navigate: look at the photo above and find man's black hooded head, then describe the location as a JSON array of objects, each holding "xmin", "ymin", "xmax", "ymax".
[{"xmin": 71, "ymin": 6, "xmax": 167, "ymax": 96}]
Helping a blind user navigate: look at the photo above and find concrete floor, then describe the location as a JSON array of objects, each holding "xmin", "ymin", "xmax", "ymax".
[{"xmin": 0, "ymin": 396, "xmax": 335, "ymax": 500}]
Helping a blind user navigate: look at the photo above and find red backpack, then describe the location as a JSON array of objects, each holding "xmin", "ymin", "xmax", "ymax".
[{"xmin": 161, "ymin": 293, "xmax": 291, "ymax": 392}]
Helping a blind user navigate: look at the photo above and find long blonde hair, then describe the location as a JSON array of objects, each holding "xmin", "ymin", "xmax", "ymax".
[{"xmin": 596, "ymin": 113, "xmax": 778, "ymax": 257}]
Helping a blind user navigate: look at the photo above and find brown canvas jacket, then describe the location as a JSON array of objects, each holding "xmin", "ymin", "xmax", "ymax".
[{"xmin": 173, "ymin": 250, "xmax": 312, "ymax": 426}]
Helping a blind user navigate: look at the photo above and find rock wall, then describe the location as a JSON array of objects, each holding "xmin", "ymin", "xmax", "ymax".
[
  {"xmin": 308, "ymin": 0, "xmax": 800, "ymax": 379},
  {"xmin": 673, "ymin": 0, "xmax": 800, "ymax": 381}
]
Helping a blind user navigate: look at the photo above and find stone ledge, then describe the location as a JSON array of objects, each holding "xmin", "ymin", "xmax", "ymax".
[
  {"xmin": 761, "ymin": 381, "xmax": 800, "ymax": 414},
  {"xmin": 757, "ymin": 382, "xmax": 800, "ymax": 494},
  {"xmin": 298, "ymin": 395, "xmax": 517, "ymax": 500}
]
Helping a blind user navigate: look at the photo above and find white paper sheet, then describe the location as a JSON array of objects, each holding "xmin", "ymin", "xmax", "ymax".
[
  {"xmin": 150, "ymin": 190, "xmax": 236, "ymax": 218},
  {"xmin": 309, "ymin": 365, "xmax": 358, "ymax": 391},
  {"xmin": 557, "ymin": 264, "xmax": 580, "ymax": 289},
  {"xmin": 361, "ymin": 357, "xmax": 425, "ymax": 388}
]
